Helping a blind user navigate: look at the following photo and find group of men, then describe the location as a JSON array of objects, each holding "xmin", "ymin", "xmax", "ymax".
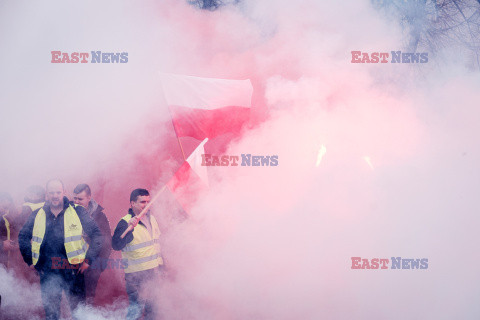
[{"xmin": 0, "ymin": 180, "xmax": 163, "ymax": 320}]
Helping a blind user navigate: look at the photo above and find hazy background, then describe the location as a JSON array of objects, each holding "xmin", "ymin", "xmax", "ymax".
[{"xmin": 1, "ymin": 0, "xmax": 479, "ymax": 319}]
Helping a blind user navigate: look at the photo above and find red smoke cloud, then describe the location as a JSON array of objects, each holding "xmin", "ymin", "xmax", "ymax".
[{"xmin": 1, "ymin": 0, "xmax": 480, "ymax": 319}]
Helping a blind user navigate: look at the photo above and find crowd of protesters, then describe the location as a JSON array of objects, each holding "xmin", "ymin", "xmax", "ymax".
[{"xmin": 0, "ymin": 181, "xmax": 163, "ymax": 320}]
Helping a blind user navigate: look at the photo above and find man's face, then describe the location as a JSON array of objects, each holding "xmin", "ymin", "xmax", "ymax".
[
  {"xmin": 131, "ymin": 195, "xmax": 150, "ymax": 215},
  {"xmin": 73, "ymin": 190, "xmax": 90, "ymax": 208},
  {"xmin": 46, "ymin": 181, "xmax": 65, "ymax": 208}
]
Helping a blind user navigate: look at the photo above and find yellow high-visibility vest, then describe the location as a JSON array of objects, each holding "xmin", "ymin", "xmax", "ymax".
[
  {"xmin": 32, "ymin": 204, "xmax": 88, "ymax": 265},
  {"xmin": 2, "ymin": 215, "xmax": 10, "ymax": 241},
  {"xmin": 121, "ymin": 213, "xmax": 163, "ymax": 273},
  {"xmin": 23, "ymin": 202, "xmax": 45, "ymax": 212}
]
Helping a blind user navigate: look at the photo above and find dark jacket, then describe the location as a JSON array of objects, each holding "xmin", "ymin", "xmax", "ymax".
[
  {"xmin": 111, "ymin": 209, "xmax": 138, "ymax": 251},
  {"xmin": 18, "ymin": 197, "xmax": 103, "ymax": 272},
  {"xmin": 84, "ymin": 200, "xmax": 112, "ymax": 271}
]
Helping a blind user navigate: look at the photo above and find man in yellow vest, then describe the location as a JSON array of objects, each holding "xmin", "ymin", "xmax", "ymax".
[
  {"xmin": 112, "ymin": 188, "xmax": 163, "ymax": 320},
  {"xmin": 0, "ymin": 192, "xmax": 16, "ymax": 268},
  {"xmin": 18, "ymin": 180, "xmax": 103, "ymax": 320},
  {"xmin": 17, "ymin": 185, "xmax": 46, "ymax": 228}
]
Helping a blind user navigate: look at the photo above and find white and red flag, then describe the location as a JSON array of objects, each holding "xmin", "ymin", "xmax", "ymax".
[
  {"xmin": 166, "ymin": 138, "xmax": 209, "ymax": 213},
  {"xmin": 161, "ymin": 73, "xmax": 253, "ymax": 140}
]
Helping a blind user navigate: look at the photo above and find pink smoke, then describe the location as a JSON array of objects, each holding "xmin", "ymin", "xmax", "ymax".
[{"xmin": 1, "ymin": 0, "xmax": 480, "ymax": 319}]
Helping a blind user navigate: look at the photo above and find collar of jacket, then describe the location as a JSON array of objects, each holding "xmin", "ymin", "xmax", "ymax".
[
  {"xmin": 128, "ymin": 208, "xmax": 152, "ymax": 229},
  {"xmin": 128, "ymin": 208, "xmax": 149, "ymax": 224},
  {"xmin": 128, "ymin": 208, "xmax": 150, "ymax": 217},
  {"xmin": 88, "ymin": 199, "xmax": 99, "ymax": 216}
]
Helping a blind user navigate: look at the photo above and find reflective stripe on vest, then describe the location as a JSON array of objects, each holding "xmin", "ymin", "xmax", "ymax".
[
  {"xmin": 2, "ymin": 215, "xmax": 10, "ymax": 240},
  {"xmin": 31, "ymin": 205, "xmax": 88, "ymax": 265},
  {"xmin": 121, "ymin": 213, "xmax": 163, "ymax": 273},
  {"xmin": 24, "ymin": 202, "xmax": 45, "ymax": 212}
]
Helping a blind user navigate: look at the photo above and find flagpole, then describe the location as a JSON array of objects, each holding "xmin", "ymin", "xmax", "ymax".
[
  {"xmin": 120, "ymin": 184, "xmax": 167, "ymax": 239},
  {"xmin": 120, "ymin": 106, "xmax": 189, "ymax": 238},
  {"xmin": 168, "ymin": 106, "xmax": 187, "ymax": 161}
]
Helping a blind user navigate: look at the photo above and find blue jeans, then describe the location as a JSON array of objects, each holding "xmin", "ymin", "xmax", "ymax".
[
  {"xmin": 39, "ymin": 269, "xmax": 85, "ymax": 320},
  {"xmin": 125, "ymin": 269, "xmax": 156, "ymax": 320}
]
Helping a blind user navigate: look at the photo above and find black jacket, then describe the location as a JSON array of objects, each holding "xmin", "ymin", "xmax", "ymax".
[
  {"xmin": 83, "ymin": 200, "xmax": 112, "ymax": 271},
  {"xmin": 111, "ymin": 209, "xmax": 139, "ymax": 251},
  {"xmin": 18, "ymin": 197, "xmax": 103, "ymax": 272}
]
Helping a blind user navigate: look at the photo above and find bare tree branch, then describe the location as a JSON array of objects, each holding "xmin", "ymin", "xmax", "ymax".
[
  {"xmin": 374, "ymin": 0, "xmax": 480, "ymax": 69},
  {"xmin": 452, "ymin": 0, "xmax": 480, "ymax": 67}
]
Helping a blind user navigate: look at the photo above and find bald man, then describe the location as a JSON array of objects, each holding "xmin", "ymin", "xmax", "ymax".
[{"xmin": 19, "ymin": 180, "xmax": 103, "ymax": 320}]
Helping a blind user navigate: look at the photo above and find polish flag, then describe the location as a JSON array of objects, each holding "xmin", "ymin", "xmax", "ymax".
[
  {"xmin": 167, "ymin": 138, "xmax": 209, "ymax": 213},
  {"xmin": 161, "ymin": 73, "xmax": 253, "ymax": 140}
]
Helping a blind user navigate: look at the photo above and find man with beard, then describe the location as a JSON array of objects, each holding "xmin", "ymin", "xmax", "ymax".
[
  {"xmin": 72, "ymin": 183, "xmax": 111, "ymax": 305},
  {"xmin": 19, "ymin": 179, "xmax": 103, "ymax": 320}
]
